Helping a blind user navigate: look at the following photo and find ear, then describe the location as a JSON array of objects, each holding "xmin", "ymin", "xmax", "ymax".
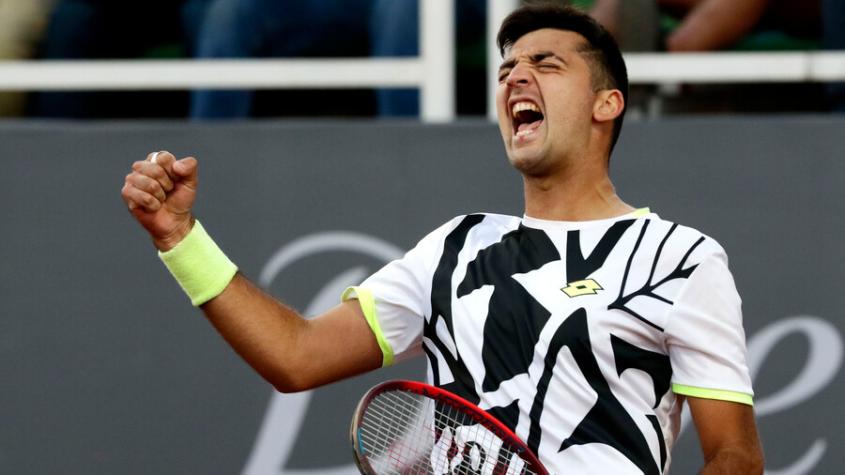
[{"xmin": 593, "ymin": 89, "xmax": 625, "ymax": 123}]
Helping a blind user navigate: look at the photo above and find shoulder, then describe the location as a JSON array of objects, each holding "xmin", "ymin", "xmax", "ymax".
[
  {"xmin": 426, "ymin": 213, "xmax": 522, "ymax": 239},
  {"xmin": 409, "ymin": 213, "xmax": 522, "ymax": 258},
  {"xmin": 640, "ymin": 214, "xmax": 728, "ymax": 266}
]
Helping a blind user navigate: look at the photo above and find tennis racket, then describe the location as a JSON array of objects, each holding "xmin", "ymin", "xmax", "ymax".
[{"xmin": 350, "ymin": 380, "xmax": 549, "ymax": 475}]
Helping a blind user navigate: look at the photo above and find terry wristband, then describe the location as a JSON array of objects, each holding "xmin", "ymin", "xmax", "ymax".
[{"xmin": 158, "ymin": 220, "xmax": 238, "ymax": 306}]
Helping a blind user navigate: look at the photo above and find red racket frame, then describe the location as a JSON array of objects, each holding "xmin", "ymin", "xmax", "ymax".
[{"xmin": 351, "ymin": 379, "xmax": 549, "ymax": 475}]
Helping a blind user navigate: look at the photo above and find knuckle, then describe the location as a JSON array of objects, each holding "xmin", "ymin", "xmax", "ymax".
[
  {"xmin": 153, "ymin": 166, "xmax": 170, "ymax": 183},
  {"xmin": 151, "ymin": 179, "xmax": 166, "ymax": 196},
  {"xmin": 126, "ymin": 173, "xmax": 142, "ymax": 187},
  {"xmin": 135, "ymin": 174, "xmax": 154, "ymax": 191},
  {"xmin": 145, "ymin": 165, "xmax": 162, "ymax": 180}
]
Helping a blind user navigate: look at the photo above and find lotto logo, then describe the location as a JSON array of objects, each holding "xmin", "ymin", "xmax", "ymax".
[{"xmin": 561, "ymin": 279, "xmax": 603, "ymax": 297}]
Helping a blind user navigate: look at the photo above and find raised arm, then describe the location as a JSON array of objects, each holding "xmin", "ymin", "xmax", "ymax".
[{"xmin": 121, "ymin": 151, "xmax": 383, "ymax": 392}]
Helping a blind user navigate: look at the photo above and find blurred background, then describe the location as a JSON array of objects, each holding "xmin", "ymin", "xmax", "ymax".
[
  {"xmin": 0, "ymin": 0, "xmax": 843, "ymax": 474},
  {"xmin": 1, "ymin": 0, "xmax": 842, "ymax": 119}
]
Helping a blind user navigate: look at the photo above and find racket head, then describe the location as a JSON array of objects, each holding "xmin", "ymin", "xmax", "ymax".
[{"xmin": 350, "ymin": 380, "xmax": 548, "ymax": 475}]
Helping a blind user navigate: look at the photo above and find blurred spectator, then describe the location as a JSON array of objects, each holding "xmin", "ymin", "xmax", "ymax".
[
  {"xmin": 823, "ymin": 0, "xmax": 845, "ymax": 111},
  {"xmin": 588, "ymin": 0, "xmax": 845, "ymax": 113},
  {"xmin": 30, "ymin": 0, "xmax": 192, "ymax": 118},
  {"xmin": 187, "ymin": 0, "xmax": 488, "ymax": 119},
  {"xmin": 0, "ymin": 0, "xmax": 56, "ymax": 116},
  {"xmin": 370, "ymin": 0, "xmax": 419, "ymax": 116},
  {"xmin": 184, "ymin": 0, "xmax": 375, "ymax": 119},
  {"xmin": 26, "ymin": 0, "xmax": 489, "ymax": 119},
  {"xmin": 589, "ymin": 0, "xmax": 821, "ymax": 52},
  {"xmin": 370, "ymin": 0, "xmax": 487, "ymax": 116}
]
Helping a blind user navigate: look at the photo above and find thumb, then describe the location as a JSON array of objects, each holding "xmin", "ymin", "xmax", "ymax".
[
  {"xmin": 173, "ymin": 157, "xmax": 198, "ymax": 188},
  {"xmin": 163, "ymin": 157, "xmax": 199, "ymax": 215}
]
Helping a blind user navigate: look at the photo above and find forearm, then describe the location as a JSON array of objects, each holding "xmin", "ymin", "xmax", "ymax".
[
  {"xmin": 699, "ymin": 446, "xmax": 764, "ymax": 474},
  {"xmin": 154, "ymin": 220, "xmax": 382, "ymax": 392},
  {"xmin": 123, "ymin": 154, "xmax": 381, "ymax": 391},
  {"xmin": 153, "ymin": 218, "xmax": 323, "ymax": 391},
  {"xmin": 199, "ymin": 274, "xmax": 384, "ymax": 392},
  {"xmin": 665, "ymin": 0, "xmax": 769, "ymax": 51},
  {"xmin": 200, "ymin": 273, "xmax": 314, "ymax": 392}
]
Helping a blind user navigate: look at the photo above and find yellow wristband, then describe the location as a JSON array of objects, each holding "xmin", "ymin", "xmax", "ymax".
[{"xmin": 158, "ymin": 220, "xmax": 238, "ymax": 306}]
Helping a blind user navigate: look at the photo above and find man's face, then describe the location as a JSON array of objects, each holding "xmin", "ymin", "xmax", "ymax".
[{"xmin": 496, "ymin": 29, "xmax": 599, "ymax": 175}]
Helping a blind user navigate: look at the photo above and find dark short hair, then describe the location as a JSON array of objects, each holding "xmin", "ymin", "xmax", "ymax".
[{"xmin": 497, "ymin": 2, "xmax": 629, "ymax": 153}]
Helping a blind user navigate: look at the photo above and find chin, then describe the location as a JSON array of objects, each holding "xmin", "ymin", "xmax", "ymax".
[{"xmin": 507, "ymin": 151, "xmax": 547, "ymax": 176}]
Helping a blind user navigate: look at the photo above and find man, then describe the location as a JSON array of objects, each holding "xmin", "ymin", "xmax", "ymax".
[{"xmin": 121, "ymin": 4, "xmax": 763, "ymax": 474}]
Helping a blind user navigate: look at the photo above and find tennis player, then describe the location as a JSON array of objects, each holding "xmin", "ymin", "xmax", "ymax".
[{"xmin": 121, "ymin": 3, "xmax": 763, "ymax": 474}]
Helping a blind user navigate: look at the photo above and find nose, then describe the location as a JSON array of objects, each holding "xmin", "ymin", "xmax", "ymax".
[{"xmin": 505, "ymin": 62, "xmax": 532, "ymax": 88}]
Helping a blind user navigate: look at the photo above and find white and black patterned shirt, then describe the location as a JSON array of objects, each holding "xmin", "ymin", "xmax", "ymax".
[{"xmin": 344, "ymin": 210, "xmax": 753, "ymax": 474}]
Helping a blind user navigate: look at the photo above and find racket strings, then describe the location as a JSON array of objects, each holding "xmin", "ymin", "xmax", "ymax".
[
  {"xmin": 362, "ymin": 391, "xmax": 433, "ymax": 473},
  {"xmin": 360, "ymin": 391, "xmax": 435, "ymax": 473},
  {"xmin": 357, "ymin": 389, "xmax": 539, "ymax": 475}
]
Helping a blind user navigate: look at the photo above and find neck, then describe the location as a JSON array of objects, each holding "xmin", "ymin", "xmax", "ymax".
[{"xmin": 522, "ymin": 159, "xmax": 634, "ymax": 221}]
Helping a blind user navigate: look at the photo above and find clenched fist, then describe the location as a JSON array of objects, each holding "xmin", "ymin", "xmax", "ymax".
[{"xmin": 121, "ymin": 151, "xmax": 199, "ymax": 251}]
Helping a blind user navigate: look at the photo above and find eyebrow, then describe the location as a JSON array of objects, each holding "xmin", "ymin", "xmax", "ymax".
[{"xmin": 498, "ymin": 51, "xmax": 568, "ymax": 72}]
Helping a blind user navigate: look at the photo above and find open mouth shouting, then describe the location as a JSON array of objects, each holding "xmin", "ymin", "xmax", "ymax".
[{"xmin": 511, "ymin": 100, "xmax": 545, "ymax": 141}]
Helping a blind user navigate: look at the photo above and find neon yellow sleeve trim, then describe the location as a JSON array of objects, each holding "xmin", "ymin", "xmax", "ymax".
[
  {"xmin": 631, "ymin": 207, "xmax": 651, "ymax": 217},
  {"xmin": 342, "ymin": 286, "xmax": 394, "ymax": 367},
  {"xmin": 672, "ymin": 384, "xmax": 754, "ymax": 406},
  {"xmin": 158, "ymin": 220, "xmax": 238, "ymax": 307}
]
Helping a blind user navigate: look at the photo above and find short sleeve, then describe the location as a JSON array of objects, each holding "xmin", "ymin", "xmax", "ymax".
[
  {"xmin": 664, "ymin": 250, "xmax": 754, "ymax": 405},
  {"xmin": 342, "ymin": 218, "xmax": 462, "ymax": 367}
]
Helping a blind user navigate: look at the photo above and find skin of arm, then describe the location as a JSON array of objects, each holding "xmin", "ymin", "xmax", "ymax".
[
  {"xmin": 200, "ymin": 274, "xmax": 383, "ymax": 392},
  {"xmin": 590, "ymin": 0, "xmax": 771, "ymax": 52},
  {"xmin": 662, "ymin": 0, "xmax": 770, "ymax": 51},
  {"xmin": 687, "ymin": 396, "xmax": 765, "ymax": 474},
  {"xmin": 121, "ymin": 151, "xmax": 384, "ymax": 393}
]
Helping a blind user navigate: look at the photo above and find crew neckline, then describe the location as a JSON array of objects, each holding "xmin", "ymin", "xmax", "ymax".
[{"xmin": 522, "ymin": 207, "xmax": 652, "ymax": 230}]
